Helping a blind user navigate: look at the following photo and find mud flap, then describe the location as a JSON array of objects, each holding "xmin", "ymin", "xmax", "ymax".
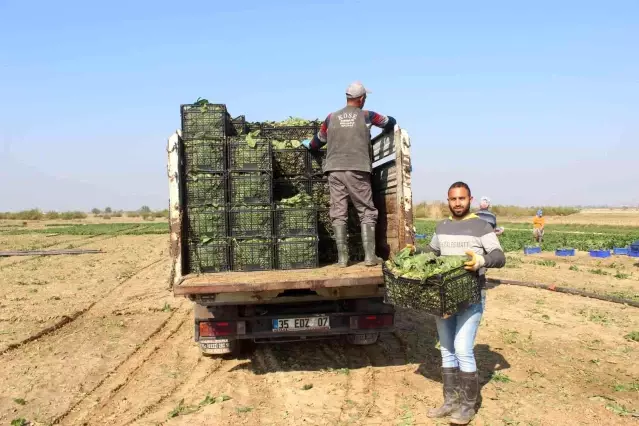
[
  {"xmin": 346, "ymin": 332, "xmax": 379, "ymax": 346},
  {"xmin": 200, "ymin": 338, "xmax": 236, "ymax": 356}
]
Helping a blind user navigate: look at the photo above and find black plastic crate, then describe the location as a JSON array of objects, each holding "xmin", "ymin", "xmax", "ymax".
[
  {"xmin": 317, "ymin": 209, "xmax": 332, "ymax": 237},
  {"xmin": 229, "ymin": 173, "xmax": 272, "ymax": 205},
  {"xmin": 348, "ymin": 233, "xmax": 365, "ymax": 262},
  {"xmin": 185, "ymin": 173, "xmax": 226, "ymax": 206},
  {"xmin": 274, "ymin": 208, "xmax": 317, "ymax": 237},
  {"xmin": 308, "ymin": 150, "xmax": 326, "ymax": 176},
  {"xmin": 319, "ymin": 237, "xmax": 338, "ymax": 265},
  {"xmin": 183, "ymin": 139, "xmax": 225, "ymax": 173},
  {"xmin": 230, "ymin": 115, "xmax": 247, "ymax": 136},
  {"xmin": 181, "ymin": 103, "xmax": 228, "ymax": 140},
  {"xmin": 311, "ymin": 179, "xmax": 330, "ymax": 208},
  {"xmin": 228, "ymin": 137, "xmax": 272, "ymax": 171},
  {"xmin": 382, "ymin": 263, "xmax": 481, "ymax": 317},
  {"xmin": 231, "ymin": 238, "xmax": 274, "ymax": 272},
  {"xmin": 273, "ymin": 177, "xmax": 310, "ymax": 202},
  {"xmin": 188, "ymin": 240, "xmax": 230, "ymax": 274},
  {"xmin": 273, "ymin": 148, "xmax": 308, "ymax": 177},
  {"xmin": 247, "ymin": 123, "xmax": 320, "ymax": 141},
  {"xmin": 186, "ymin": 206, "xmax": 227, "ymax": 239},
  {"xmin": 228, "ymin": 206, "xmax": 273, "ymax": 237},
  {"xmin": 317, "ymin": 205, "xmax": 360, "ymax": 238},
  {"xmin": 276, "ymin": 238, "xmax": 319, "ymax": 270}
]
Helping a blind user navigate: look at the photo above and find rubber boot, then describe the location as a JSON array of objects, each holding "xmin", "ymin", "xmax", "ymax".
[
  {"xmin": 333, "ymin": 224, "xmax": 349, "ymax": 268},
  {"xmin": 427, "ymin": 367, "xmax": 460, "ymax": 418},
  {"xmin": 361, "ymin": 224, "xmax": 382, "ymax": 266},
  {"xmin": 450, "ymin": 371, "xmax": 479, "ymax": 425}
]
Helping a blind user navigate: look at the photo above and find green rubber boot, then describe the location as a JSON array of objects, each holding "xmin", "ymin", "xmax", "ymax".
[
  {"xmin": 333, "ymin": 224, "xmax": 349, "ymax": 268},
  {"xmin": 361, "ymin": 224, "xmax": 382, "ymax": 266}
]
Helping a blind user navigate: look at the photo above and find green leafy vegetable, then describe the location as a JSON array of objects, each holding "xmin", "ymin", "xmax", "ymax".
[
  {"xmin": 385, "ymin": 248, "xmax": 468, "ymax": 280},
  {"xmin": 275, "ymin": 195, "xmax": 316, "ymax": 236},
  {"xmin": 230, "ymin": 173, "xmax": 271, "ymax": 205},
  {"xmin": 187, "ymin": 205, "xmax": 226, "ymax": 239},
  {"xmin": 232, "ymin": 238, "xmax": 273, "ymax": 271},
  {"xmin": 230, "ymin": 205, "xmax": 272, "ymax": 236},
  {"xmin": 272, "ymin": 145, "xmax": 306, "ymax": 176},
  {"xmin": 277, "ymin": 237, "xmax": 317, "ymax": 269},
  {"xmin": 276, "ymin": 193, "xmax": 312, "ymax": 208}
]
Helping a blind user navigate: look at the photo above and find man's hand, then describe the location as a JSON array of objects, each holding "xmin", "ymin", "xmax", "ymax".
[
  {"xmin": 464, "ymin": 250, "xmax": 486, "ymax": 272},
  {"xmin": 301, "ymin": 139, "xmax": 312, "ymax": 150}
]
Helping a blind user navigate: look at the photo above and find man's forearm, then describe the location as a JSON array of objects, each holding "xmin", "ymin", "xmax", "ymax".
[
  {"xmin": 383, "ymin": 116, "xmax": 397, "ymax": 133},
  {"xmin": 484, "ymin": 249, "xmax": 506, "ymax": 268}
]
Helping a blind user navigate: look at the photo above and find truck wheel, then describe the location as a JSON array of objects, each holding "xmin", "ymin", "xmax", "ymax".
[{"xmin": 346, "ymin": 332, "xmax": 379, "ymax": 346}]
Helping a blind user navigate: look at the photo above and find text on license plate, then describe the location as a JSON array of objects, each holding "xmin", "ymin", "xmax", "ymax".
[{"xmin": 272, "ymin": 316, "xmax": 330, "ymax": 331}]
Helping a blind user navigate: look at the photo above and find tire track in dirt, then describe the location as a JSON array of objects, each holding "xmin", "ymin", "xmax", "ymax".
[
  {"xmin": 336, "ymin": 344, "xmax": 378, "ymax": 425},
  {"xmin": 0, "ymin": 258, "xmax": 165, "ymax": 356},
  {"xmin": 56, "ymin": 306, "xmax": 190, "ymax": 425},
  {"xmin": 124, "ymin": 355, "xmax": 223, "ymax": 426},
  {"xmin": 0, "ymin": 258, "xmax": 174, "ymax": 425}
]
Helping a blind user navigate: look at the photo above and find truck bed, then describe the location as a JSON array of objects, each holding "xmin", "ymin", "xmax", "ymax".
[{"xmin": 174, "ymin": 263, "xmax": 384, "ymax": 295}]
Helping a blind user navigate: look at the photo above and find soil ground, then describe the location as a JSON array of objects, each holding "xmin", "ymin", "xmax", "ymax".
[
  {"xmin": 502, "ymin": 208, "xmax": 639, "ymax": 227},
  {"xmin": 1, "ymin": 215, "xmax": 638, "ymax": 426}
]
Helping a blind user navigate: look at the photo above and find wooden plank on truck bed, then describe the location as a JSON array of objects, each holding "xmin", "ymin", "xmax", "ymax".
[{"xmin": 175, "ymin": 263, "xmax": 383, "ymax": 295}]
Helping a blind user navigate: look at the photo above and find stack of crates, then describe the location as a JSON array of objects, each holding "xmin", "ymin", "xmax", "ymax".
[
  {"xmin": 227, "ymin": 123, "xmax": 274, "ymax": 272},
  {"xmin": 181, "ymin": 103, "xmax": 329, "ymax": 273},
  {"xmin": 265, "ymin": 122, "xmax": 321, "ymax": 270},
  {"xmin": 181, "ymin": 103, "xmax": 231, "ymax": 273}
]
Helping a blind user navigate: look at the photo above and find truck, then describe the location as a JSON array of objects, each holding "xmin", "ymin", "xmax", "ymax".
[{"xmin": 167, "ymin": 124, "xmax": 414, "ymax": 356}]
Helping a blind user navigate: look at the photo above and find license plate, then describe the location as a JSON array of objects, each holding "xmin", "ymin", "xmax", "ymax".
[
  {"xmin": 201, "ymin": 341, "xmax": 230, "ymax": 350},
  {"xmin": 272, "ymin": 316, "xmax": 330, "ymax": 332}
]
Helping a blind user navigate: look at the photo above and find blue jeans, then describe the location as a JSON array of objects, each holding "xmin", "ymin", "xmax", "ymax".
[{"xmin": 435, "ymin": 290, "xmax": 486, "ymax": 373}]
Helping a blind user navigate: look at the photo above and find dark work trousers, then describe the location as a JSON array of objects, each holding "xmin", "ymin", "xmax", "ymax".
[{"xmin": 327, "ymin": 171, "xmax": 378, "ymax": 226}]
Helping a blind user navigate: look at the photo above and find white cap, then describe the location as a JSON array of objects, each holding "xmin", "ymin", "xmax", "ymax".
[{"xmin": 346, "ymin": 81, "xmax": 371, "ymax": 99}]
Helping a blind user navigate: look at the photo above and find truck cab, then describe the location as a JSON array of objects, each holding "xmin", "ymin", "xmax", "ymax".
[{"xmin": 167, "ymin": 126, "xmax": 414, "ymax": 355}]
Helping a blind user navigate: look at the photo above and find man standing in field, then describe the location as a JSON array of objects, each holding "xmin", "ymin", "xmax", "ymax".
[
  {"xmin": 475, "ymin": 196, "xmax": 504, "ymax": 236},
  {"xmin": 533, "ymin": 209, "xmax": 545, "ymax": 243},
  {"xmin": 423, "ymin": 182, "xmax": 506, "ymax": 425},
  {"xmin": 302, "ymin": 82, "xmax": 397, "ymax": 267}
]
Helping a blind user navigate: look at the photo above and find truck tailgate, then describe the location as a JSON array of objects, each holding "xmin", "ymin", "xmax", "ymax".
[{"xmin": 175, "ymin": 263, "xmax": 383, "ymax": 295}]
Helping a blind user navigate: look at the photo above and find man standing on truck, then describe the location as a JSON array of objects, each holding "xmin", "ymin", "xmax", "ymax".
[
  {"xmin": 302, "ymin": 81, "xmax": 397, "ymax": 268},
  {"xmin": 422, "ymin": 182, "xmax": 506, "ymax": 425}
]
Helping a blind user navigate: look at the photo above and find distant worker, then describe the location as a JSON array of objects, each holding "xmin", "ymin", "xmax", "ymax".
[
  {"xmin": 475, "ymin": 196, "xmax": 504, "ymax": 236},
  {"xmin": 533, "ymin": 209, "xmax": 545, "ymax": 243},
  {"xmin": 302, "ymin": 82, "xmax": 397, "ymax": 267}
]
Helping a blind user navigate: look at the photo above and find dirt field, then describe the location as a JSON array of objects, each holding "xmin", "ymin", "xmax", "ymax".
[
  {"xmin": 1, "ymin": 219, "xmax": 638, "ymax": 425},
  {"xmin": 503, "ymin": 208, "xmax": 639, "ymax": 227}
]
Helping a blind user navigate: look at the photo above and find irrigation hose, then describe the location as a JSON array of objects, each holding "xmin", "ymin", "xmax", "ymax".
[{"xmin": 487, "ymin": 277, "xmax": 639, "ymax": 308}]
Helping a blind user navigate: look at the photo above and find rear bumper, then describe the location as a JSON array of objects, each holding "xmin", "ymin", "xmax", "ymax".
[
  {"xmin": 197, "ymin": 310, "xmax": 395, "ymax": 354},
  {"xmin": 199, "ymin": 327, "xmax": 393, "ymax": 354}
]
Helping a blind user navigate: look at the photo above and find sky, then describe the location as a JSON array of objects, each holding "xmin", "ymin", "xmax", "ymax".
[{"xmin": 0, "ymin": 0, "xmax": 637, "ymax": 212}]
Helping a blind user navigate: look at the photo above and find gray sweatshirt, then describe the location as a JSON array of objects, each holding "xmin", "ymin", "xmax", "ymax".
[{"xmin": 425, "ymin": 213, "xmax": 506, "ymax": 287}]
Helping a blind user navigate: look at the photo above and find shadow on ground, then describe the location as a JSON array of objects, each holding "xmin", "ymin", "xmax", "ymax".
[{"xmin": 226, "ymin": 305, "xmax": 510, "ymax": 395}]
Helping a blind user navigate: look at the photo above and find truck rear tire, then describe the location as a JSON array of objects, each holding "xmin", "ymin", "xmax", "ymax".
[{"xmin": 346, "ymin": 332, "xmax": 379, "ymax": 346}]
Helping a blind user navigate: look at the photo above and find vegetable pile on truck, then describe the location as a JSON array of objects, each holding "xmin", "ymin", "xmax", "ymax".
[{"xmin": 167, "ymin": 101, "xmax": 414, "ymax": 356}]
